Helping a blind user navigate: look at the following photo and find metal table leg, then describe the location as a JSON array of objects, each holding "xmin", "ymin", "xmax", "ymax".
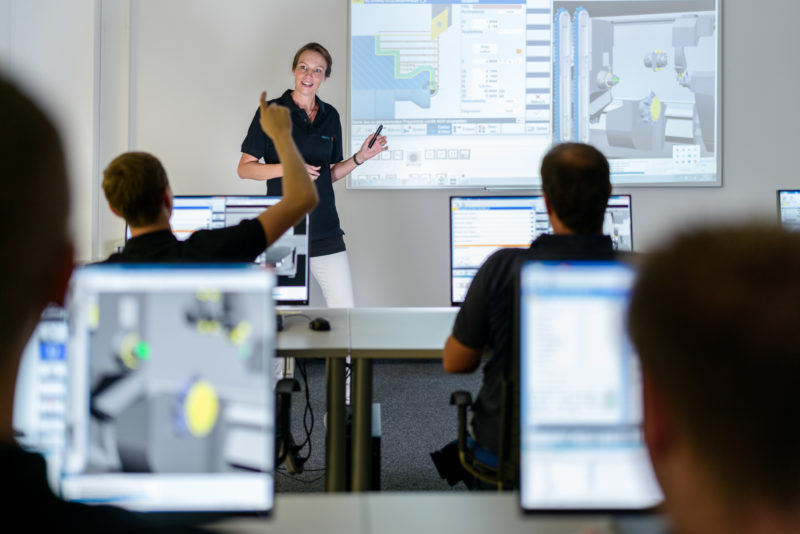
[
  {"xmin": 325, "ymin": 357, "xmax": 347, "ymax": 492},
  {"xmin": 351, "ymin": 357, "xmax": 373, "ymax": 491}
]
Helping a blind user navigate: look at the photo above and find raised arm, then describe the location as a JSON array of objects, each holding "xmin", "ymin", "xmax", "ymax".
[{"xmin": 254, "ymin": 92, "xmax": 318, "ymax": 246}]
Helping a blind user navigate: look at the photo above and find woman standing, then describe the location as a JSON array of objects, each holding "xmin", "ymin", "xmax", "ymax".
[{"xmin": 238, "ymin": 42, "xmax": 386, "ymax": 307}]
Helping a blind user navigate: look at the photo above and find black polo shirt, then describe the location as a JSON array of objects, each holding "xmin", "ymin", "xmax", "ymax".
[
  {"xmin": 241, "ymin": 89, "xmax": 345, "ymax": 257},
  {"xmin": 2, "ymin": 444, "xmax": 204, "ymax": 532},
  {"xmin": 105, "ymin": 219, "xmax": 266, "ymax": 263},
  {"xmin": 452, "ymin": 233, "xmax": 616, "ymax": 453}
]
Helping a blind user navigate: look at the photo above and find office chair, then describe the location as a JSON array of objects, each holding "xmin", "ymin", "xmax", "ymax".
[{"xmin": 449, "ymin": 377, "xmax": 518, "ymax": 490}]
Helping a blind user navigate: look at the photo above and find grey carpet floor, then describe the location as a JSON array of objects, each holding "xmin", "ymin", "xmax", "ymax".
[{"xmin": 275, "ymin": 359, "xmax": 483, "ymax": 493}]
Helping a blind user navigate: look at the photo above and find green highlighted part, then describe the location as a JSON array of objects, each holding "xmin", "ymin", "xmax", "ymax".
[{"xmin": 135, "ymin": 340, "xmax": 152, "ymax": 361}]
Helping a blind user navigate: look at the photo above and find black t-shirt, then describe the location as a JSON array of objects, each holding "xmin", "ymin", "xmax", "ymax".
[
  {"xmin": 452, "ymin": 233, "xmax": 616, "ymax": 453},
  {"xmin": 105, "ymin": 219, "xmax": 266, "ymax": 263},
  {"xmin": 241, "ymin": 89, "xmax": 345, "ymax": 257},
  {"xmin": 2, "ymin": 444, "xmax": 204, "ymax": 532}
]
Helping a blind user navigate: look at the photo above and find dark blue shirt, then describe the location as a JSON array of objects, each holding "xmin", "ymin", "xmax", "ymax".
[
  {"xmin": 241, "ymin": 90, "xmax": 345, "ymax": 257},
  {"xmin": 105, "ymin": 219, "xmax": 266, "ymax": 263},
  {"xmin": 452, "ymin": 234, "xmax": 616, "ymax": 453}
]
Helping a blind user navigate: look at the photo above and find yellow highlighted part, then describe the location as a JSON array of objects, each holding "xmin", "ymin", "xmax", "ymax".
[
  {"xmin": 185, "ymin": 380, "xmax": 219, "ymax": 437},
  {"xmin": 431, "ymin": 8, "xmax": 449, "ymax": 40}
]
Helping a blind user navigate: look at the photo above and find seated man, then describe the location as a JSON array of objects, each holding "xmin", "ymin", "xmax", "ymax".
[
  {"xmin": 628, "ymin": 225, "xmax": 800, "ymax": 534},
  {"xmin": 0, "ymin": 76, "xmax": 200, "ymax": 531},
  {"xmin": 104, "ymin": 91, "xmax": 317, "ymax": 262},
  {"xmin": 437, "ymin": 143, "xmax": 615, "ymax": 484}
]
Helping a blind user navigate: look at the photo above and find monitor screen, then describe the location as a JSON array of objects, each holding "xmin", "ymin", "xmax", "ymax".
[
  {"xmin": 349, "ymin": 0, "xmax": 720, "ymax": 188},
  {"xmin": 61, "ymin": 264, "xmax": 276, "ymax": 514},
  {"xmin": 13, "ymin": 306, "xmax": 69, "ymax": 487},
  {"xmin": 126, "ymin": 195, "xmax": 309, "ymax": 305},
  {"xmin": 450, "ymin": 194, "xmax": 632, "ymax": 304},
  {"xmin": 518, "ymin": 260, "xmax": 662, "ymax": 512},
  {"xmin": 778, "ymin": 190, "xmax": 800, "ymax": 231}
]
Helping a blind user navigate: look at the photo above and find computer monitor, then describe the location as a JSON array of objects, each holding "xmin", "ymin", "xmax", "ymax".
[
  {"xmin": 13, "ymin": 305, "xmax": 69, "ymax": 486},
  {"xmin": 449, "ymin": 195, "xmax": 633, "ymax": 304},
  {"xmin": 125, "ymin": 195, "xmax": 309, "ymax": 305},
  {"xmin": 61, "ymin": 264, "xmax": 276, "ymax": 515},
  {"xmin": 518, "ymin": 260, "xmax": 662, "ymax": 512},
  {"xmin": 778, "ymin": 190, "xmax": 800, "ymax": 231}
]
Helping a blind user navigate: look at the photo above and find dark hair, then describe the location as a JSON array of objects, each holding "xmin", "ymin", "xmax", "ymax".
[
  {"xmin": 0, "ymin": 75, "xmax": 70, "ymax": 346},
  {"xmin": 628, "ymin": 224, "xmax": 800, "ymax": 506},
  {"xmin": 540, "ymin": 142, "xmax": 611, "ymax": 234},
  {"xmin": 292, "ymin": 42, "xmax": 332, "ymax": 78},
  {"xmin": 102, "ymin": 152, "xmax": 169, "ymax": 227}
]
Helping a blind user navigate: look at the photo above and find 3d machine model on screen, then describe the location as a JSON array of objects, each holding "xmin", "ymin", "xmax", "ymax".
[
  {"xmin": 554, "ymin": 3, "xmax": 716, "ymax": 160},
  {"xmin": 349, "ymin": 1, "xmax": 718, "ymax": 187},
  {"xmin": 61, "ymin": 266, "xmax": 275, "ymax": 512}
]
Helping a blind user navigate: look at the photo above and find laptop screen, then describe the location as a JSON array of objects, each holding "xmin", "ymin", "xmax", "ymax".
[
  {"xmin": 61, "ymin": 264, "xmax": 276, "ymax": 514},
  {"xmin": 126, "ymin": 195, "xmax": 309, "ymax": 305},
  {"xmin": 518, "ymin": 261, "xmax": 662, "ymax": 512}
]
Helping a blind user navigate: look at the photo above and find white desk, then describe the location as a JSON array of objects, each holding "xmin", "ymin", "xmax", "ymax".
[
  {"xmin": 275, "ymin": 307, "xmax": 459, "ymax": 492},
  {"xmin": 276, "ymin": 308, "xmax": 349, "ymax": 492},
  {"xmin": 210, "ymin": 492, "xmax": 668, "ymax": 534},
  {"xmin": 348, "ymin": 307, "xmax": 458, "ymax": 490}
]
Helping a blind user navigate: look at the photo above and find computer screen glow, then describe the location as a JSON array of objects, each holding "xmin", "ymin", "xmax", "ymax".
[
  {"xmin": 518, "ymin": 261, "xmax": 662, "ymax": 511},
  {"xmin": 450, "ymin": 194, "xmax": 632, "ymax": 304},
  {"xmin": 62, "ymin": 264, "xmax": 276, "ymax": 513}
]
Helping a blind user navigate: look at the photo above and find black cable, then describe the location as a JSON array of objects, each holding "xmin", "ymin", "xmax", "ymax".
[
  {"xmin": 294, "ymin": 358, "xmax": 314, "ymax": 462},
  {"xmin": 281, "ymin": 313, "xmax": 313, "ymax": 322},
  {"xmin": 276, "ymin": 468, "xmax": 325, "ymax": 484}
]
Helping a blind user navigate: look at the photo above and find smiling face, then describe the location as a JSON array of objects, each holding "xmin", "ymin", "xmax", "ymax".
[{"xmin": 292, "ymin": 50, "xmax": 328, "ymax": 97}]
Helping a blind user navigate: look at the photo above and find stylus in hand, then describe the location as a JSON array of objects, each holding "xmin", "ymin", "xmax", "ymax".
[{"xmin": 368, "ymin": 124, "xmax": 383, "ymax": 149}]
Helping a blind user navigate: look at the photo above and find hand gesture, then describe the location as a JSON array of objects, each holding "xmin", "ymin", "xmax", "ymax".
[
  {"xmin": 355, "ymin": 132, "xmax": 388, "ymax": 164},
  {"xmin": 258, "ymin": 91, "xmax": 291, "ymax": 140},
  {"xmin": 306, "ymin": 164, "xmax": 321, "ymax": 181}
]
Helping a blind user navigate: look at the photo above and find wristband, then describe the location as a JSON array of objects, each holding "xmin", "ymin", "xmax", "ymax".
[{"xmin": 353, "ymin": 153, "xmax": 362, "ymax": 165}]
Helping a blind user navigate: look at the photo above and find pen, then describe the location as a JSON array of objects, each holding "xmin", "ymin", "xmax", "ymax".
[{"xmin": 368, "ymin": 124, "xmax": 383, "ymax": 149}]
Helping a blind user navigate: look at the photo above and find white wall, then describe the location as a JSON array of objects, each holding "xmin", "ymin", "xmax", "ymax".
[
  {"xmin": 0, "ymin": 0, "xmax": 98, "ymax": 262},
  {"xmin": 4, "ymin": 0, "xmax": 800, "ymax": 306}
]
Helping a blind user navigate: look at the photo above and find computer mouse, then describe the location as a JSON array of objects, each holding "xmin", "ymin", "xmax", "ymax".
[{"xmin": 308, "ymin": 317, "xmax": 331, "ymax": 332}]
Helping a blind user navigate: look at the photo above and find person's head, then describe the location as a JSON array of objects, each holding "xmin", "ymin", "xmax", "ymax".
[
  {"xmin": 0, "ymin": 75, "xmax": 73, "ymax": 378},
  {"xmin": 540, "ymin": 142, "xmax": 611, "ymax": 235},
  {"xmin": 102, "ymin": 152, "xmax": 171, "ymax": 228},
  {"xmin": 628, "ymin": 224, "xmax": 800, "ymax": 527},
  {"xmin": 291, "ymin": 42, "xmax": 332, "ymax": 96}
]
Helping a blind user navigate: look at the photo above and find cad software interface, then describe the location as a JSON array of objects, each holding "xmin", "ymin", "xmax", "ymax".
[
  {"xmin": 778, "ymin": 191, "xmax": 800, "ymax": 231},
  {"xmin": 13, "ymin": 306, "xmax": 69, "ymax": 488},
  {"xmin": 518, "ymin": 261, "xmax": 662, "ymax": 510},
  {"xmin": 128, "ymin": 196, "xmax": 309, "ymax": 304},
  {"xmin": 63, "ymin": 266, "xmax": 275, "ymax": 513},
  {"xmin": 350, "ymin": 0, "xmax": 719, "ymax": 188},
  {"xmin": 450, "ymin": 195, "xmax": 632, "ymax": 303}
]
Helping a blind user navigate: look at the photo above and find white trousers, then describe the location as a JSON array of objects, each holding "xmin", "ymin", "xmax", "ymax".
[
  {"xmin": 310, "ymin": 250, "xmax": 355, "ymax": 404},
  {"xmin": 309, "ymin": 250, "xmax": 355, "ymax": 308}
]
